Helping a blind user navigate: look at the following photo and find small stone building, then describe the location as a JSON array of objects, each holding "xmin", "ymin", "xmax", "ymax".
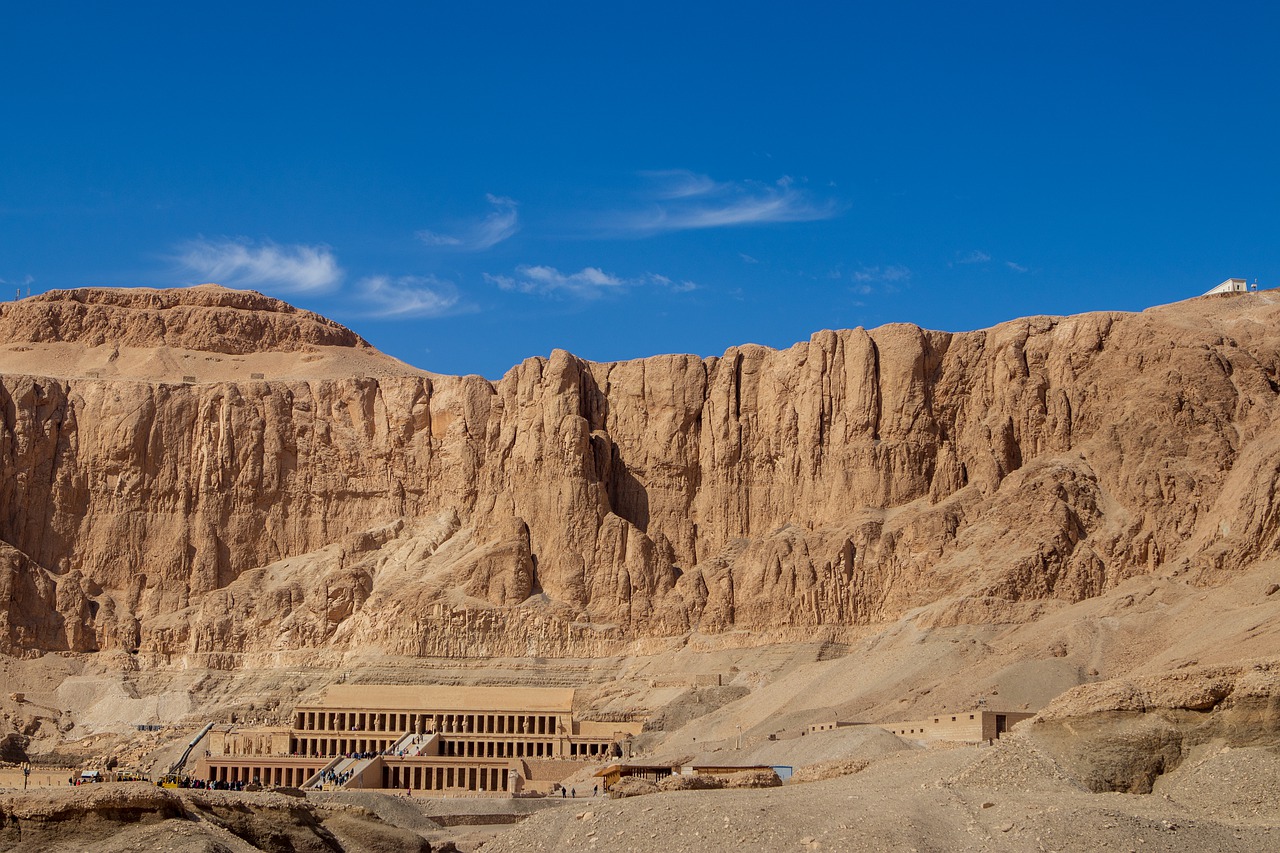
[
  {"xmin": 877, "ymin": 709, "xmax": 1034, "ymax": 743},
  {"xmin": 1203, "ymin": 277, "xmax": 1249, "ymax": 295}
]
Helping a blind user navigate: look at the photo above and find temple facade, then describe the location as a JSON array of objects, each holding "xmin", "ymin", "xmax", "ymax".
[{"xmin": 194, "ymin": 685, "xmax": 641, "ymax": 795}]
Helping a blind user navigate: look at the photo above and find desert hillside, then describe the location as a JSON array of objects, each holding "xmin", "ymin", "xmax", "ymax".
[
  {"xmin": 2, "ymin": 284, "xmax": 1278, "ymax": 665},
  {"xmin": 2, "ymin": 284, "xmax": 1279, "ymax": 851}
]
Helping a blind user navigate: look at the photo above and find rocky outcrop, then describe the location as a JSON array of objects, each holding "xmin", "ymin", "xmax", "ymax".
[
  {"xmin": 1016, "ymin": 660, "xmax": 1280, "ymax": 793},
  {"xmin": 2, "ymin": 285, "xmax": 1279, "ymax": 660},
  {"xmin": 0, "ymin": 284, "xmax": 368, "ymax": 354},
  {"xmin": 0, "ymin": 783, "xmax": 432, "ymax": 852}
]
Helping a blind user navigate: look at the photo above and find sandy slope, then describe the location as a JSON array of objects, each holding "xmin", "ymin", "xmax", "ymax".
[{"xmin": 478, "ymin": 740, "xmax": 1279, "ymax": 853}]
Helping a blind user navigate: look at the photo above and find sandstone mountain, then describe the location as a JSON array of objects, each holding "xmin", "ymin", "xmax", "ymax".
[{"xmin": 1, "ymin": 284, "xmax": 1278, "ymax": 664}]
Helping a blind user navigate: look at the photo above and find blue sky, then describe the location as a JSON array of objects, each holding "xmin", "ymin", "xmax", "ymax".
[{"xmin": 2, "ymin": 2, "xmax": 1277, "ymax": 378}]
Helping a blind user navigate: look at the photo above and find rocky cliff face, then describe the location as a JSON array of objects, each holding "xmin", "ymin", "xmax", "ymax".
[{"xmin": 2, "ymin": 285, "xmax": 1279, "ymax": 661}]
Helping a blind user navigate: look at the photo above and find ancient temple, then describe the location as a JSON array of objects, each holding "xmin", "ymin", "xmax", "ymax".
[{"xmin": 194, "ymin": 685, "xmax": 640, "ymax": 795}]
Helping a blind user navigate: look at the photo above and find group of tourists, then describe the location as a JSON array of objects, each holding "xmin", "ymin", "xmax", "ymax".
[
  {"xmin": 557, "ymin": 785, "xmax": 599, "ymax": 798},
  {"xmin": 318, "ymin": 767, "xmax": 354, "ymax": 786},
  {"xmin": 66, "ymin": 776, "xmax": 246, "ymax": 791},
  {"xmin": 179, "ymin": 778, "xmax": 243, "ymax": 791}
]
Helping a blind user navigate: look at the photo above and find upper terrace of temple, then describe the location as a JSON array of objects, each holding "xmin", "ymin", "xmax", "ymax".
[{"xmin": 289, "ymin": 685, "xmax": 580, "ymax": 742}]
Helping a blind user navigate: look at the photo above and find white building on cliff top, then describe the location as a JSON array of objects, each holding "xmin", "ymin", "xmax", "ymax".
[{"xmin": 1204, "ymin": 277, "xmax": 1250, "ymax": 295}]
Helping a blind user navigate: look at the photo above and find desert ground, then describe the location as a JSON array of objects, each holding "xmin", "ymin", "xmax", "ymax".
[
  {"xmin": 3, "ymin": 559, "xmax": 1277, "ymax": 851},
  {"xmin": 3, "ymin": 727, "xmax": 1278, "ymax": 852}
]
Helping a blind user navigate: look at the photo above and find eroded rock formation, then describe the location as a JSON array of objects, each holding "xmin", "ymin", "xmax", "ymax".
[
  {"xmin": 0, "ymin": 783, "xmax": 432, "ymax": 852},
  {"xmin": 1017, "ymin": 660, "xmax": 1280, "ymax": 793},
  {"xmin": 2, "ymin": 285, "xmax": 1279, "ymax": 661}
]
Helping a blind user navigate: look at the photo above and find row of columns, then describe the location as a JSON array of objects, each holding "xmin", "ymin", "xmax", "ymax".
[
  {"xmin": 289, "ymin": 735, "xmax": 615, "ymax": 760},
  {"xmin": 442, "ymin": 739, "xmax": 555, "ymax": 758},
  {"xmin": 289, "ymin": 736, "xmax": 570, "ymax": 759},
  {"xmin": 385, "ymin": 764, "xmax": 509, "ymax": 792},
  {"xmin": 290, "ymin": 734, "xmax": 612, "ymax": 760},
  {"xmin": 297, "ymin": 710, "xmax": 561, "ymax": 736},
  {"xmin": 293, "ymin": 737, "xmax": 395, "ymax": 756},
  {"xmin": 209, "ymin": 764, "xmax": 313, "ymax": 787}
]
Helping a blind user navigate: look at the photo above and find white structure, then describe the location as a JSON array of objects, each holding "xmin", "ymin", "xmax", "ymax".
[{"xmin": 1204, "ymin": 278, "xmax": 1248, "ymax": 295}]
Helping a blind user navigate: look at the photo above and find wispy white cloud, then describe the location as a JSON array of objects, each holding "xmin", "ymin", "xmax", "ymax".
[
  {"xmin": 604, "ymin": 171, "xmax": 840, "ymax": 236},
  {"xmin": 644, "ymin": 169, "xmax": 720, "ymax": 199},
  {"xmin": 0, "ymin": 274, "xmax": 34, "ymax": 285},
  {"xmin": 949, "ymin": 250, "xmax": 1032, "ymax": 273},
  {"xmin": 418, "ymin": 194, "xmax": 519, "ymax": 251},
  {"xmin": 852, "ymin": 264, "xmax": 911, "ymax": 284},
  {"xmin": 739, "ymin": 253, "xmax": 759, "ymax": 264},
  {"xmin": 358, "ymin": 275, "xmax": 461, "ymax": 318},
  {"xmin": 176, "ymin": 238, "xmax": 342, "ymax": 293},
  {"xmin": 646, "ymin": 273, "xmax": 699, "ymax": 293},
  {"xmin": 486, "ymin": 265, "xmax": 696, "ymax": 298},
  {"xmin": 956, "ymin": 250, "xmax": 991, "ymax": 265},
  {"xmin": 487, "ymin": 265, "xmax": 623, "ymax": 298}
]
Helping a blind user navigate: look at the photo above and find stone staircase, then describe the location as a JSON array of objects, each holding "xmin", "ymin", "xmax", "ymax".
[{"xmin": 302, "ymin": 755, "xmax": 347, "ymax": 790}]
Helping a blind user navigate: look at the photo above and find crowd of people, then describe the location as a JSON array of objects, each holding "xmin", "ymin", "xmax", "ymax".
[
  {"xmin": 174, "ymin": 778, "xmax": 245, "ymax": 791},
  {"xmin": 317, "ymin": 767, "xmax": 354, "ymax": 786},
  {"xmin": 67, "ymin": 775, "xmax": 246, "ymax": 791}
]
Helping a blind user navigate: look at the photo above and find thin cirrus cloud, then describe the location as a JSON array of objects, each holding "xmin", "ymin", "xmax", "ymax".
[
  {"xmin": 956, "ymin": 250, "xmax": 992, "ymax": 265},
  {"xmin": 850, "ymin": 264, "xmax": 910, "ymax": 295},
  {"xmin": 417, "ymin": 194, "xmax": 520, "ymax": 251},
  {"xmin": 486, "ymin": 265, "xmax": 696, "ymax": 298},
  {"xmin": 951, "ymin": 250, "xmax": 1031, "ymax": 273},
  {"xmin": 852, "ymin": 264, "xmax": 911, "ymax": 284},
  {"xmin": 175, "ymin": 238, "xmax": 342, "ymax": 293},
  {"xmin": 602, "ymin": 170, "xmax": 840, "ymax": 236},
  {"xmin": 358, "ymin": 275, "xmax": 461, "ymax": 318}
]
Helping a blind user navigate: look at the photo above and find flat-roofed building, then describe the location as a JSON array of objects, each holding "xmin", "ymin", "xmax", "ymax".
[
  {"xmin": 289, "ymin": 684, "xmax": 583, "ymax": 759},
  {"xmin": 594, "ymin": 763, "xmax": 677, "ymax": 789},
  {"xmin": 1204, "ymin": 277, "xmax": 1249, "ymax": 295},
  {"xmin": 195, "ymin": 685, "xmax": 640, "ymax": 796},
  {"xmin": 877, "ymin": 709, "xmax": 1034, "ymax": 743}
]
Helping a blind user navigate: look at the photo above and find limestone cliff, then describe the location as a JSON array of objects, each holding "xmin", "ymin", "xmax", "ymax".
[{"xmin": 2, "ymin": 285, "xmax": 1278, "ymax": 661}]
